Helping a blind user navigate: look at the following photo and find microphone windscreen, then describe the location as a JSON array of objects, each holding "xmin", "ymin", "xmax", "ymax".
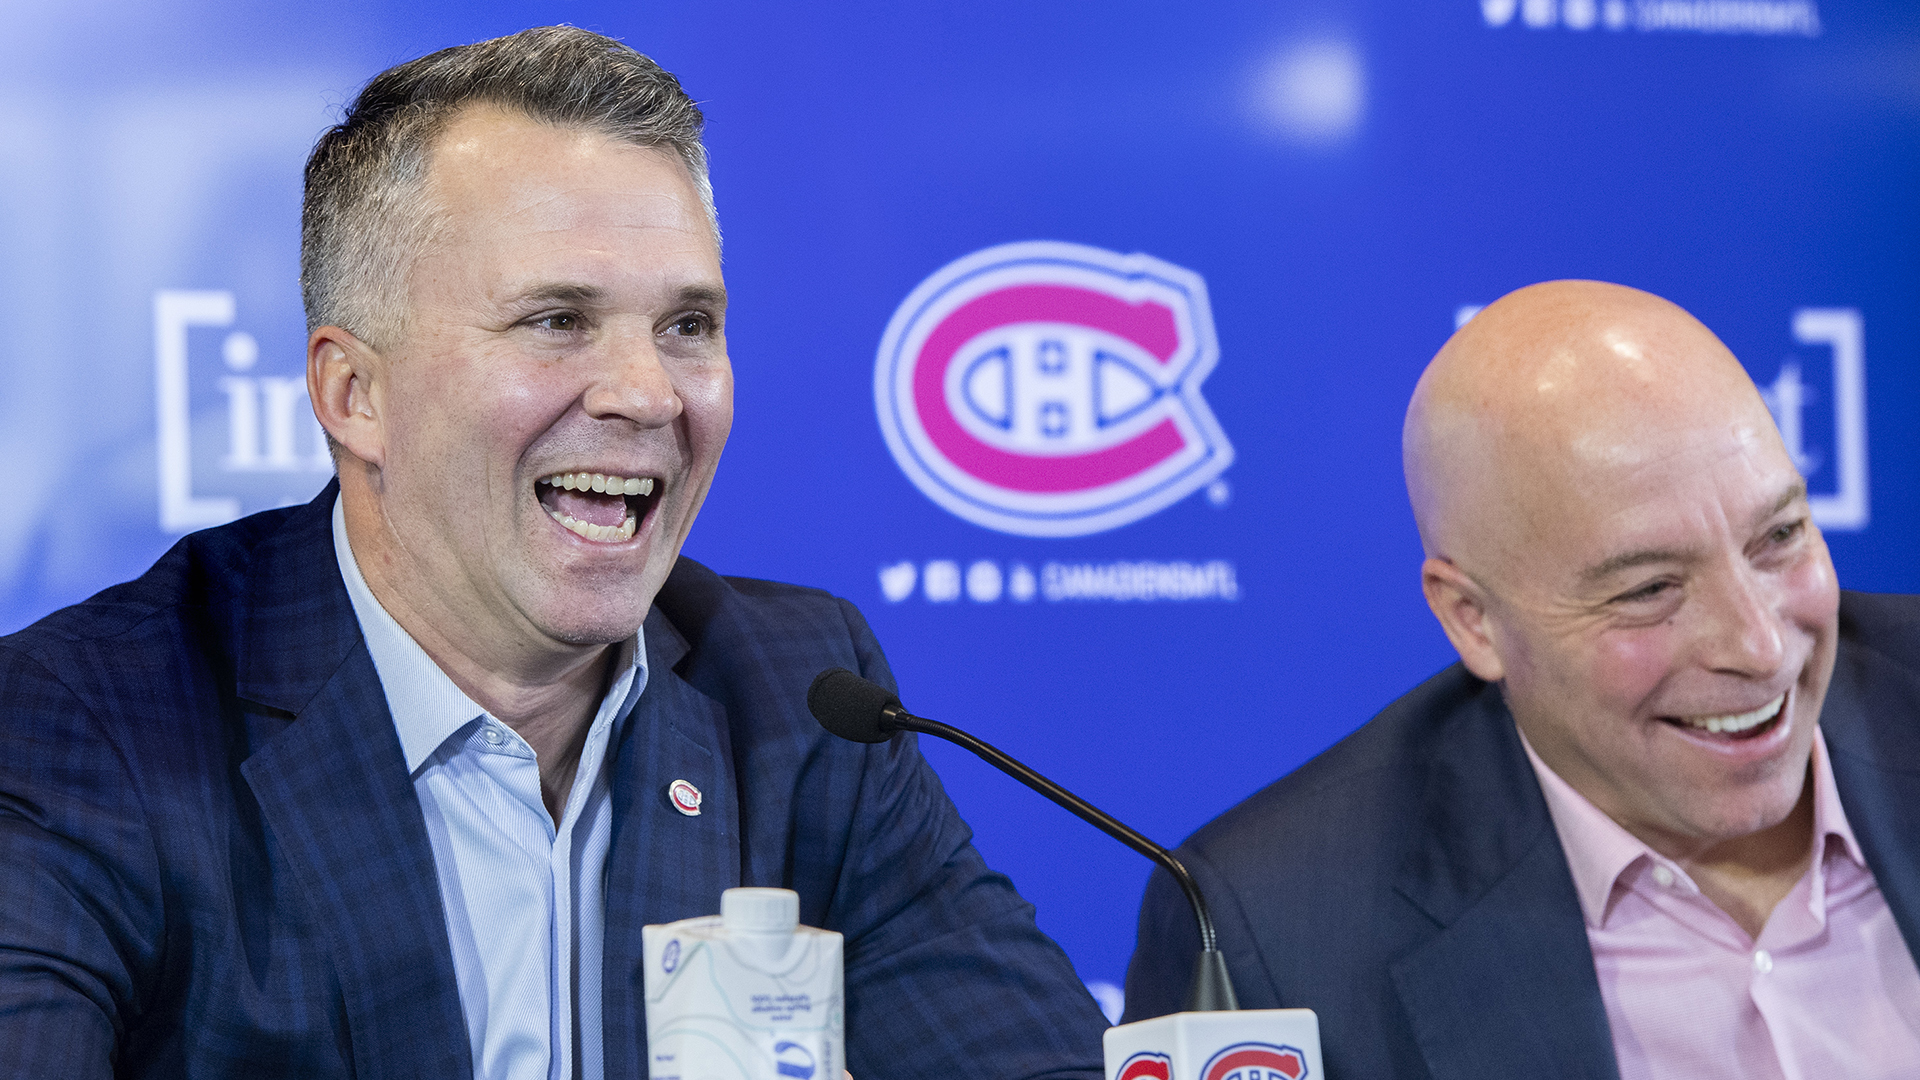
[{"xmin": 808, "ymin": 668, "xmax": 902, "ymax": 743}]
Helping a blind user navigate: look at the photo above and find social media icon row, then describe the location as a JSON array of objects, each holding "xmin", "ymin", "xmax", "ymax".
[
  {"xmin": 879, "ymin": 559, "xmax": 1241, "ymax": 605},
  {"xmin": 880, "ymin": 560, "xmax": 1036, "ymax": 604}
]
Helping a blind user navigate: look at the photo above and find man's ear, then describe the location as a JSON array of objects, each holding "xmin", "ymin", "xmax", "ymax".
[
  {"xmin": 307, "ymin": 325, "xmax": 386, "ymax": 468},
  {"xmin": 1420, "ymin": 557, "xmax": 1507, "ymax": 683}
]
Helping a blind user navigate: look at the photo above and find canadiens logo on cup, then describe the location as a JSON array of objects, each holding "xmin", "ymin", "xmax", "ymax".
[
  {"xmin": 1200, "ymin": 1042, "xmax": 1308, "ymax": 1080},
  {"xmin": 875, "ymin": 241, "xmax": 1233, "ymax": 537},
  {"xmin": 1116, "ymin": 1051, "xmax": 1172, "ymax": 1080}
]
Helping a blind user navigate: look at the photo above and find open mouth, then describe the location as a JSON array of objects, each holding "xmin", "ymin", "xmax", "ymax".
[
  {"xmin": 1662, "ymin": 693, "xmax": 1787, "ymax": 741},
  {"xmin": 536, "ymin": 471, "xmax": 658, "ymax": 543}
]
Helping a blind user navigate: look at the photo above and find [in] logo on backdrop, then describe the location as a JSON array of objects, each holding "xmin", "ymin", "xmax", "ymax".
[
  {"xmin": 875, "ymin": 241, "xmax": 1234, "ymax": 538},
  {"xmin": 154, "ymin": 290, "xmax": 334, "ymax": 533}
]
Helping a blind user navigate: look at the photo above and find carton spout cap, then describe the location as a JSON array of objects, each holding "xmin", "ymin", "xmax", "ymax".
[{"xmin": 722, "ymin": 888, "xmax": 800, "ymax": 934}]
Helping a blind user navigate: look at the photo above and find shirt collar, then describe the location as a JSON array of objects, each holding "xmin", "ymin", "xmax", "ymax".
[
  {"xmin": 1808, "ymin": 725, "xmax": 1868, "ymax": 868},
  {"xmin": 1520, "ymin": 722, "xmax": 1864, "ymax": 928},
  {"xmin": 331, "ymin": 493, "xmax": 644, "ymax": 774}
]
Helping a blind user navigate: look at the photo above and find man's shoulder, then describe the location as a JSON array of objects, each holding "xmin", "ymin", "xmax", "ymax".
[
  {"xmin": 1183, "ymin": 663, "xmax": 1506, "ymax": 869},
  {"xmin": 1126, "ymin": 661, "xmax": 1541, "ymax": 1030},
  {"xmin": 0, "ymin": 496, "xmax": 333, "ymax": 799},
  {"xmin": 1840, "ymin": 589, "xmax": 1920, "ymax": 670},
  {"xmin": 661, "ymin": 557, "xmax": 847, "ymax": 608},
  {"xmin": 654, "ymin": 558, "xmax": 872, "ymax": 650},
  {"xmin": 650, "ymin": 557, "xmax": 896, "ymax": 709},
  {"xmin": 1827, "ymin": 590, "xmax": 1920, "ymax": 770},
  {"xmin": 0, "ymin": 499, "xmax": 320, "ymax": 669},
  {"xmin": 716, "ymin": 570, "xmax": 850, "ymax": 620}
]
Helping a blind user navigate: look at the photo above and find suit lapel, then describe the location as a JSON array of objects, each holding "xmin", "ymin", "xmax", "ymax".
[
  {"xmin": 1391, "ymin": 610, "xmax": 1920, "ymax": 1080},
  {"xmin": 601, "ymin": 601, "xmax": 743, "ymax": 1077},
  {"xmin": 1388, "ymin": 691, "xmax": 1620, "ymax": 1080},
  {"xmin": 233, "ymin": 488, "xmax": 471, "ymax": 1079},
  {"xmin": 1821, "ymin": 632, "xmax": 1920, "ymax": 964}
]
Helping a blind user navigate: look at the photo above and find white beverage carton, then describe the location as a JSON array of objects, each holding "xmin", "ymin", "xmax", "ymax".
[{"xmin": 643, "ymin": 888, "xmax": 845, "ymax": 1080}]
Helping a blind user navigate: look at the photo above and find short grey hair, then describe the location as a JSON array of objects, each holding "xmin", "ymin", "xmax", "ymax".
[{"xmin": 300, "ymin": 25, "xmax": 714, "ymax": 348}]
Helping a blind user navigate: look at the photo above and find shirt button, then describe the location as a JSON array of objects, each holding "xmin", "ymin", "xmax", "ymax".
[
  {"xmin": 482, "ymin": 727, "xmax": 506, "ymax": 745},
  {"xmin": 1753, "ymin": 949, "xmax": 1773, "ymax": 974},
  {"xmin": 1651, "ymin": 865, "xmax": 1675, "ymax": 888}
]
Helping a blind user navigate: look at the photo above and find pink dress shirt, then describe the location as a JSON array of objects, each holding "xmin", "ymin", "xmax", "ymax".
[{"xmin": 1522, "ymin": 728, "xmax": 1920, "ymax": 1080}]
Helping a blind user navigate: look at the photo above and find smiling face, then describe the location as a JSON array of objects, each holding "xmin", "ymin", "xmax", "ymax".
[
  {"xmin": 330, "ymin": 105, "xmax": 730, "ymax": 669},
  {"xmin": 1407, "ymin": 281, "xmax": 1840, "ymax": 858},
  {"xmin": 1487, "ymin": 420, "xmax": 1838, "ymax": 852}
]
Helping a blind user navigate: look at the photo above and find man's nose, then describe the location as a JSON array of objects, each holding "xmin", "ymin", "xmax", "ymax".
[
  {"xmin": 582, "ymin": 334, "xmax": 683, "ymax": 428},
  {"xmin": 1698, "ymin": 566, "xmax": 1788, "ymax": 677}
]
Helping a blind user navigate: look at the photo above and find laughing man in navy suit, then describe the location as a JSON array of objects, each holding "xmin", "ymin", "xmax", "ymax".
[
  {"xmin": 0, "ymin": 27, "xmax": 1107, "ymax": 1079},
  {"xmin": 1125, "ymin": 281, "xmax": 1920, "ymax": 1078}
]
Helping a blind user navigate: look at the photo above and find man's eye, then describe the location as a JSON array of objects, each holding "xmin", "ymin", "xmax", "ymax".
[
  {"xmin": 528, "ymin": 313, "xmax": 582, "ymax": 333},
  {"xmin": 664, "ymin": 313, "xmax": 712, "ymax": 337},
  {"xmin": 1616, "ymin": 580, "xmax": 1673, "ymax": 604},
  {"xmin": 1769, "ymin": 520, "xmax": 1805, "ymax": 545}
]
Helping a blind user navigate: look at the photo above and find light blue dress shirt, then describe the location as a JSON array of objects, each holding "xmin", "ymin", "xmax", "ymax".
[{"xmin": 332, "ymin": 497, "xmax": 648, "ymax": 1080}]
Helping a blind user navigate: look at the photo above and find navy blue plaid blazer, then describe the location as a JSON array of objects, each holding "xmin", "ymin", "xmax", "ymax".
[{"xmin": 0, "ymin": 484, "xmax": 1109, "ymax": 1079}]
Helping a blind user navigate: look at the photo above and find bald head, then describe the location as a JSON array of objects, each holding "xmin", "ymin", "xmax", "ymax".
[
  {"xmin": 1400, "ymin": 281, "xmax": 1839, "ymax": 871},
  {"xmin": 1405, "ymin": 281, "xmax": 1787, "ymax": 582}
]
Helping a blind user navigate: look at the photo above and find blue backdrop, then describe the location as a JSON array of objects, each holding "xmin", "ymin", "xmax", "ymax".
[{"xmin": 3, "ymin": 0, "xmax": 1914, "ymax": 1012}]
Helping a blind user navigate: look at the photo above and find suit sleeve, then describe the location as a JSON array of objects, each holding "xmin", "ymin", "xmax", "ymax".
[
  {"xmin": 0, "ymin": 645, "xmax": 163, "ymax": 1078},
  {"xmin": 1123, "ymin": 863, "xmax": 1202, "ymax": 1022},
  {"xmin": 827, "ymin": 598, "xmax": 1109, "ymax": 1080},
  {"xmin": 1124, "ymin": 836, "xmax": 1283, "ymax": 1025}
]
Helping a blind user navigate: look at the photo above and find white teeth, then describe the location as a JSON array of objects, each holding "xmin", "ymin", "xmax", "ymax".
[
  {"xmin": 538, "ymin": 472, "xmax": 657, "ymax": 497},
  {"xmin": 536, "ymin": 473, "xmax": 652, "ymax": 543},
  {"xmin": 541, "ymin": 503, "xmax": 638, "ymax": 543},
  {"xmin": 1678, "ymin": 694, "xmax": 1786, "ymax": 735}
]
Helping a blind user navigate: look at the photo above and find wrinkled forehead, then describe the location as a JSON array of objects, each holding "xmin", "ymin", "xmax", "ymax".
[{"xmin": 1490, "ymin": 398, "xmax": 1801, "ymax": 582}]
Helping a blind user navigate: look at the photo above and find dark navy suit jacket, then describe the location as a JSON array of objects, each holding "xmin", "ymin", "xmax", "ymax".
[
  {"xmin": 0, "ymin": 486, "xmax": 1108, "ymax": 1079},
  {"xmin": 1124, "ymin": 591, "xmax": 1920, "ymax": 1080}
]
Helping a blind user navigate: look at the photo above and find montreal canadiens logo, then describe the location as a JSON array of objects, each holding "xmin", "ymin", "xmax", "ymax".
[
  {"xmin": 1116, "ymin": 1051, "xmax": 1172, "ymax": 1080},
  {"xmin": 668, "ymin": 779, "xmax": 702, "ymax": 816},
  {"xmin": 875, "ymin": 241, "xmax": 1233, "ymax": 537},
  {"xmin": 1200, "ymin": 1042, "xmax": 1308, "ymax": 1080}
]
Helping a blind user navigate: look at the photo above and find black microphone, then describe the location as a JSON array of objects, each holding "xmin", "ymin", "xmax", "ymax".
[{"xmin": 806, "ymin": 667, "xmax": 1239, "ymax": 1013}]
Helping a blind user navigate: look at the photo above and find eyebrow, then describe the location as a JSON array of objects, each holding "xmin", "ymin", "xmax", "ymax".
[
  {"xmin": 505, "ymin": 283, "xmax": 607, "ymax": 308},
  {"xmin": 1580, "ymin": 546, "xmax": 1691, "ymax": 585},
  {"xmin": 501, "ymin": 281, "xmax": 728, "ymax": 311},
  {"xmin": 1757, "ymin": 480, "xmax": 1808, "ymax": 526},
  {"xmin": 673, "ymin": 283, "xmax": 729, "ymax": 311},
  {"xmin": 1577, "ymin": 480, "xmax": 1810, "ymax": 585}
]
